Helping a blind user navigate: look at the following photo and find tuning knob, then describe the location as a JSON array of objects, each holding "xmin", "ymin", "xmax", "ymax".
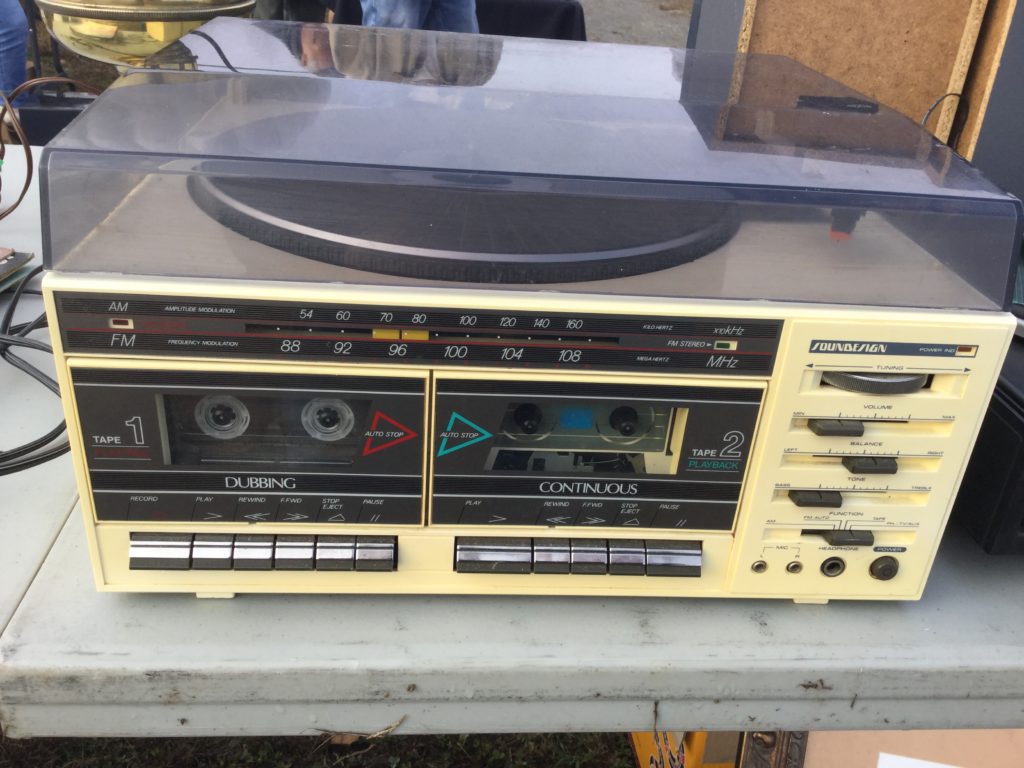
[
  {"xmin": 609, "ymin": 406, "xmax": 639, "ymax": 436},
  {"xmin": 513, "ymin": 403, "xmax": 543, "ymax": 434},
  {"xmin": 820, "ymin": 371, "xmax": 928, "ymax": 395}
]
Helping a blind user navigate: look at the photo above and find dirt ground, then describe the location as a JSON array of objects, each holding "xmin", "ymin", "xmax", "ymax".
[
  {"xmin": 579, "ymin": 0, "xmax": 692, "ymax": 46},
  {"xmin": 0, "ymin": 732, "xmax": 637, "ymax": 768}
]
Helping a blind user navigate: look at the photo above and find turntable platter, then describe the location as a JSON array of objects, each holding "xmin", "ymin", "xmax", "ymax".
[{"xmin": 189, "ymin": 175, "xmax": 739, "ymax": 283}]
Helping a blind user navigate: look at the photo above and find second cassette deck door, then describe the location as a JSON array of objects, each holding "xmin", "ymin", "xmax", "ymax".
[{"xmin": 431, "ymin": 373, "xmax": 766, "ymax": 531}]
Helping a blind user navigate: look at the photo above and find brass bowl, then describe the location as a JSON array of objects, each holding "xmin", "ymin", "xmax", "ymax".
[{"xmin": 38, "ymin": 0, "xmax": 255, "ymax": 66}]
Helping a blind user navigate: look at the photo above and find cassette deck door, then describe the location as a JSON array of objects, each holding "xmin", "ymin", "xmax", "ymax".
[
  {"xmin": 66, "ymin": 359, "xmax": 429, "ymax": 527},
  {"xmin": 430, "ymin": 372, "xmax": 766, "ymax": 532}
]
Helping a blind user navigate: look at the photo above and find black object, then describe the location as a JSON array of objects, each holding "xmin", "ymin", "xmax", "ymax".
[
  {"xmin": 331, "ymin": 0, "xmax": 586, "ymax": 41},
  {"xmin": 513, "ymin": 403, "xmax": 543, "ymax": 434},
  {"xmin": 971, "ymin": 0, "xmax": 1024, "ymax": 203},
  {"xmin": 609, "ymin": 406, "xmax": 638, "ymax": 436},
  {"xmin": 869, "ymin": 556, "xmax": 899, "ymax": 581},
  {"xmin": 954, "ymin": 335, "xmax": 1024, "ymax": 554},
  {"xmin": 188, "ymin": 176, "xmax": 741, "ymax": 284},
  {"xmin": 788, "ymin": 490, "xmax": 843, "ymax": 508},
  {"xmin": 18, "ymin": 90, "xmax": 95, "ymax": 146},
  {"xmin": 841, "ymin": 456, "xmax": 898, "ymax": 474},
  {"xmin": 819, "ymin": 530, "xmax": 875, "ymax": 547},
  {"xmin": 807, "ymin": 418, "xmax": 865, "ymax": 437},
  {"xmin": 795, "ymin": 95, "xmax": 879, "ymax": 114}
]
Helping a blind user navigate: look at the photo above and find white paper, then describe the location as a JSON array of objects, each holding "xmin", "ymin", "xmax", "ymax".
[{"xmin": 877, "ymin": 753, "xmax": 963, "ymax": 768}]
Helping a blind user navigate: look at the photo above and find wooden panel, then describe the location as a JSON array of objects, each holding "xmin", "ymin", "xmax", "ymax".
[
  {"xmin": 805, "ymin": 729, "xmax": 1024, "ymax": 768},
  {"xmin": 956, "ymin": 0, "xmax": 1019, "ymax": 158},
  {"xmin": 738, "ymin": 0, "xmax": 989, "ymax": 142}
]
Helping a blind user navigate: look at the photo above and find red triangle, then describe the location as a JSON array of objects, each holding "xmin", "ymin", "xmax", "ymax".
[{"xmin": 362, "ymin": 411, "xmax": 418, "ymax": 456}]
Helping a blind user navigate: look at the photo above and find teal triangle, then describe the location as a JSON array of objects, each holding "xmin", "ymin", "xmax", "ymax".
[{"xmin": 437, "ymin": 411, "xmax": 493, "ymax": 457}]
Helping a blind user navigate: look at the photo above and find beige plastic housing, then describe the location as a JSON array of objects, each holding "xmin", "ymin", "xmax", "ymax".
[{"xmin": 45, "ymin": 273, "xmax": 1015, "ymax": 602}]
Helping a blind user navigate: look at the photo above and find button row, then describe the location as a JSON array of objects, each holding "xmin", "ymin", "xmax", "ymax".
[
  {"xmin": 436, "ymin": 498, "xmax": 695, "ymax": 529},
  {"xmin": 128, "ymin": 533, "xmax": 396, "ymax": 571},
  {"xmin": 454, "ymin": 537, "xmax": 701, "ymax": 577},
  {"xmin": 97, "ymin": 493, "xmax": 421, "ymax": 525}
]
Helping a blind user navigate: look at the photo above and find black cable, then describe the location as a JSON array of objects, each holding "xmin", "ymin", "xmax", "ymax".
[
  {"xmin": 0, "ymin": 265, "xmax": 41, "ymax": 334},
  {"xmin": 9, "ymin": 312, "xmax": 47, "ymax": 336},
  {"xmin": 0, "ymin": 330, "xmax": 51, "ymax": 353},
  {"xmin": 0, "ymin": 267, "xmax": 69, "ymax": 472},
  {"xmin": 188, "ymin": 30, "xmax": 241, "ymax": 73},
  {"xmin": 920, "ymin": 92, "xmax": 961, "ymax": 130},
  {"xmin": 0, "ymin": 443, "xmax": 71, "ymax": 475}
]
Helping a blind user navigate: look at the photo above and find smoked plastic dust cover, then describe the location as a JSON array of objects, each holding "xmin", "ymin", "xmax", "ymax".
[{"xmin": 41, "ymin": 18, "xmax": 1022, "ymax": 310}]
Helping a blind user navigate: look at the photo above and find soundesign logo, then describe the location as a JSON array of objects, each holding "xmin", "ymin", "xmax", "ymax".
[
  {"xmin": 225, "ymin": 476, "xmax": 297, "ymax": 490},
  {"xmin": 539, "ymin": 481, "xmax": 639, "ymax": 496},
  {"xmin": 809, "ymin": 340, "xmax": 888, "ymax": 353}
]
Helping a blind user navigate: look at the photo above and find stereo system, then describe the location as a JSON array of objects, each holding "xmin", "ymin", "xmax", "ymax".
[
  {"xmin": 41, "ymin": 20, "xmax": 1021, "ymax": 600},
  {"xmin": 45, "ymin": 275, "xmax": 1015, "ymax": 601}
]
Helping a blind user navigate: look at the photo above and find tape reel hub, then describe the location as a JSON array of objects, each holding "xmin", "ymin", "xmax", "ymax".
[
  {"xmin": 195, "ymin": 395, "xmax": 250, "ymax": 440},
  {"xmin": 301, "ymin": 398, "xmax": 356, "ymax": 442}
]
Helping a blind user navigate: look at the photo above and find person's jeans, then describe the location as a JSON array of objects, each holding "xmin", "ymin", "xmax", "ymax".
[
  {"xmin": 0, "ymin": 0, "xmax": 30, "ymax": 107},
  {"xmin": 360, "ymin": 0, "xmax": 479, "ymax": 33},
  {"xmin": 254, "ymin": 0, "xmax": 326, "ymax": 22}
]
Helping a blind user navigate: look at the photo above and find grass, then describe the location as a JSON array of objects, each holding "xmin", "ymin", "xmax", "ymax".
[{"xmin": 0, "ymin": 733, "xmax": 637, "ymax": 768}]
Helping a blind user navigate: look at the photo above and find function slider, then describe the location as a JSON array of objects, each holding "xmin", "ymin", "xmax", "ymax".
[{"xmin": 803, "ymin": 529, "xmax": 876, "ymax": 547}]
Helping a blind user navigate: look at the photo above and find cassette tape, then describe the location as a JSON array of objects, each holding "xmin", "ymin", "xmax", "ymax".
[{"xmin": 429, "ymin": 375, "xmax": 763, "ymax": 531}]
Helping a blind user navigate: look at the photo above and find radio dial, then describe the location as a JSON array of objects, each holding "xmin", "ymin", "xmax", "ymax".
[
  {"xmin": 609, "ymin": 406, "xmax": 639, "ymax": 436},
  {"xmin": 513, "ymin": 403, "xmax": 543, "ymax": 434},
  {"xmin": 821, "ymin": 370, "xmax": 928, "ymax": 395}
]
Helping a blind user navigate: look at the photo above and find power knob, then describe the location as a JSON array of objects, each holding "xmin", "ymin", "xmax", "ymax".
[
  {"xmin": 820, "ymin": 371, "xmax": 928, "ymax": 395},
  {"xmin": 869, "ymin": 556, "xmax": 899, "ymax": 581},
  {"xmin": 513, "ymin": 403, "xmax": 543, "ymax": 434}
]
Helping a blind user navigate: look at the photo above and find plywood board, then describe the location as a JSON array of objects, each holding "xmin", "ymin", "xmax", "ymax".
[
  {"xmin": 806, "ymin": 729, "xmax": 1024, "ymax": 768},
  {"xmin": 955, "ymin": 0, "xmax": 1019, "ymax": 158},
  {"xmin": 739, "ymin": 0, "xmax": 988, "ymax": 142}
]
